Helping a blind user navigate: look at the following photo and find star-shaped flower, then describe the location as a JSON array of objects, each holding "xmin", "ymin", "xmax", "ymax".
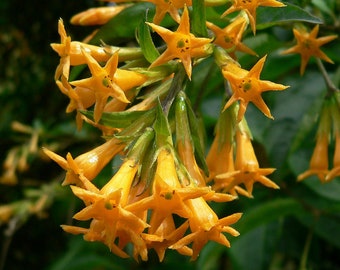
[
  {"xmin": 281, "ymin": 25, "xmax": 338, "ymax": 75},
  {"xmin": 146, "ymin": 0, "xmax": 192, "ymax": 24},
  {"xmin": 126, "ymin": 147, "xmax": 211, "ymax": 231},
  {"xmin": 147, "ymin": 6, "xmax": 212, "ymax": 79},
  {"xmin": 206, "ymin": 16, "xmax": 257, "ymax": 59},
  {"xmin": 170, "ymin": 197, "xmax": 242, "ymax": 260},
  {"xmin": 222, "ymin": 55, "xmax": 288, "ymax": 121},
  {"xmin": 70, "ymin": 50, "xmax": 146, "ymax": 122},
  {"xmin": 222, "ymin": 0, "xmax": 286, "ymax": 34}
]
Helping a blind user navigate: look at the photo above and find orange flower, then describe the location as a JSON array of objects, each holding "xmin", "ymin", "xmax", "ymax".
[
  {"xmin": 126, "ymin": 147, "xmax": 211, "ymax": 231},
  {"xmin": 70, "ymin": 5, "xmax": 129, "ymax": 25},
  {"xmin": 222, "ymin": 55, "xmax": 288, "ymax": 121},
  {"xmin": 147, "ymin": 6, "xmax": 212, "ymax": 79},
  {"xmin": 298, "ymin": 133, "xmax": 329, "ymax": 183},
  {"xmin": 143, "ymin": 216, "xmax": 192, "ymax": 261},
  {"xmin": 170, "ymin": 197, "xmax": 242, "ymax": 260},
  {"xmin": 62, "ymin": 158, "xmax": 149, "ymax": 260},
  {"xmin": 145, "ymin": 0, "xmax": 192, "ymax": 24},
  {"xmin": 43, "ymin": 137, "xmax": 124, "ymax": 187},
  {"xmin": 206, "ymin": 16, "xmax": 257, "ymax": 59},
  {"xmin": 222, "ymin": 0, "xmax": 286, "ymax": 34},
  {"xmin": 70, "ymin": 49, "xmax": 146, "ymax": 122},
  {"xmin": 326, "ymin": 132, "xmax": 340, "ymax": 182},
  {"xmin": 281, "ymin": 25, "xmax": 337, "ymax": 75},
  {"xmin": 218, "ymin": 129, "xmax": 278, "ymax": 196},
  {"xmin": 52, "ymin": 19, "xmax": 71, "ymax": 80}
]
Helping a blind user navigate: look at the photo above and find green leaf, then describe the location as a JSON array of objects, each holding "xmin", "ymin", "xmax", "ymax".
[
  {"xmin": 235, "ymin": 198, "xmax": 305, "ymax": 234},
  {"xmin": 88, "ymin": 3, "xmax": 155, "ymax": 45},
  {"xmin": 137, "ymin": 11, "xmax": 160, "ymax": 63},
  {"xmin": 192, "ymin": 0, "xmax": 208, "ymax": 37},
  {"xmin": 257, "ymin": 2, "xmax": 323, "ymax": 29},
  {"xmin": 80, "ymin": 109, "xmax": 151, "ymax": 129}
]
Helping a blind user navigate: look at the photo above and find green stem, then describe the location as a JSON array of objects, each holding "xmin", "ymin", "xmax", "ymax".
[
  {"xmin": 316, "ymin": 58, "xmax": 339, "ymax": 97},
  {"xmin": 299, "ymin": 225, "xmax": 314, "ymax": 270}
]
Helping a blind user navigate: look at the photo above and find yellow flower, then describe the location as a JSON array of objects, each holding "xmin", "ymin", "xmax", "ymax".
[
  {"xmin": 222, "ymin": 55, "xmax": 288, "ymax": 121},
  {"xmin": 206, "ymin": 16, "xmax": 257, "ymax": 59},
  {"xmin": 298, "ymin": 133, "xmax": 329, "ymax": 183},
  {"xmin": 42, "ymin": 137, "xmax": 124, "ymax": 187},
  {"xmin": 70, "ymin": 5, "xmax": 129, "ymax": 25},
  {"xmin": 142, "ymin": 216, "xmax": 192, "ymax": 261},
  {"xmin": 126, "ymin": 147, "xmax": 211, "ymax": 231},
  {"xmin": 146, "ymin": 6, "xmax": 212, "ymax": 79},
  {"xmin": 170, "ymin": 196, "xmax": 242, "ymax": 260},
  {"xmin": 326, "ymin": 132, "xmax": 340, "ymax": 182},
  {"xmin": 70, "ymin": 49, "xmax": 146, "ymax": 122},
  {"xmin": 52, "ymin": 18, "xmax": 71, "ymax": 80},
  {"xmin": 218, "ymin": 129, "xmax": 278, "ymax": 196},
  {"xmin": 222, "ymin": 0, "xmax": 286, "ymax": 34},
  {"xmin": 281, "ymin": 25, "xmax": 338, "ymax": 75},
  {"xmin": 62, "ymin": 158, "xmax": 149, "ymax": 260},
  {"xmin": 146, "ymin": 0, "xmax": 192, "ymax": 24}
]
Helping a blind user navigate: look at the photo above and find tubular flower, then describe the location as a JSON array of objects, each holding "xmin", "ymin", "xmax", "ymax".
[
  {"xmin": 326, "ymin": 132, "xmax": 340, "ymax": 181},
  {"xmin": 222, "ymin": 55, "xmax": 288, "ymax": 121},
  {"xmin": 218, "ymin": 129, "xmax": 278, "ymax": 196},
  {"xmin": 298, "ymin": 133, "xmax": 329, "ymax": 183},
  {"xmin": 126, "ymin": 147, "xmax": 211, "ymax": 231},
  {"xmin": 206, "ymin": 16, "xmax": 257, "ymax": 59},
  {"xmin": 142, "ymin": 216, "xmax": 192, "ymax": 261},
  {"xmin": 221, "ymin": 0, "xmax": 286, "ymax": 34},
  {"xmin": 70, "ymin": 49, "xmax": 147, "ymax": 122},
  {"xmin": 281, "ymin": 25, "xmax": 338, "ymax": 75},
  {"xmin": 61, "ymin": 158, "xmax": 149, "ymax": 260},
  {"xmin": 147, "ymin": 6, "xmax": 212, "ymax": 79},
  {"xmin": 42, "ymin": 137, "xmax": 124, "ymax": 187},
  {"xmin": 70, "ymin": 5, "xmax": 129, "ymax": 25},
  {"xmin": 170, "ymin": 197, "xmax": 242, "ymax": 260}
]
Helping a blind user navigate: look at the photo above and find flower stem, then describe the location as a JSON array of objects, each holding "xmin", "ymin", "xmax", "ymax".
[
  {"xmin": 299, "ymin": 225, "xmax": 314, "ymax": 270},
  {"xmin": 316, "ymin": 58, "xmax": 339, "ymax": 97}
]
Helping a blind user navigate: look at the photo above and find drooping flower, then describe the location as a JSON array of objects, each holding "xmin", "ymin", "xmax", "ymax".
[
  {"xmin": 222, "ymin": 0, "xmax": 286, "ymax": 34},
  {"xmin": 43, "ymin": 137, "xmax": 124, "ymax": 187},
  {"xmin": 298, "ymin": 133, "xmax": 329, "ymax": 183},
  {"xmin": 126, "ymin": 147, "xmax": 211, "ymax": 231},
  {"xmin": 142, "ymin": 215, "xmax": 192, "ymax": 261},
  {"xmin": 218, "ymin": 128, "xmax": 278, "ymax": 196},
  {"xmin": 222, "ymin": 55, "xmax": 288, "ymax": 121},
  {"xmin": 62, "ymin": 158, "xmax": 149, "ymax": 260},
  {"xmin": 281, "ymin": 24, "xmax": 338, "ymax": 75},
  {"xmin": 170, "ymin": 196, "xmax": 242, "ymax": 260},
  {"xmin": 206, "ymin": 16, "xmax": 257, "ymax": 59},
  {"xmin": 146, "ymin": 6, "xmax": 212, "ymax": 79}
]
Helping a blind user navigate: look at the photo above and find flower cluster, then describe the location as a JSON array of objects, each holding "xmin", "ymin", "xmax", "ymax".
[{"xmin": 45, "ymin": 0, "xmax": 317, "ymax": 262}]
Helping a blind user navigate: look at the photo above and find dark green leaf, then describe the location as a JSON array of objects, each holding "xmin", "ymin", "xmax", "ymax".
[
  {"xmin": 257, "ymin": 3, "xmax": 323, "ymax": 29},
  {"xmin": 137, "ymin": 11, "xmax": 160, "ymax": 63},
  {"xmin": 192, "ymin": 0, "xmax": 208, "ymax": 37}
]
